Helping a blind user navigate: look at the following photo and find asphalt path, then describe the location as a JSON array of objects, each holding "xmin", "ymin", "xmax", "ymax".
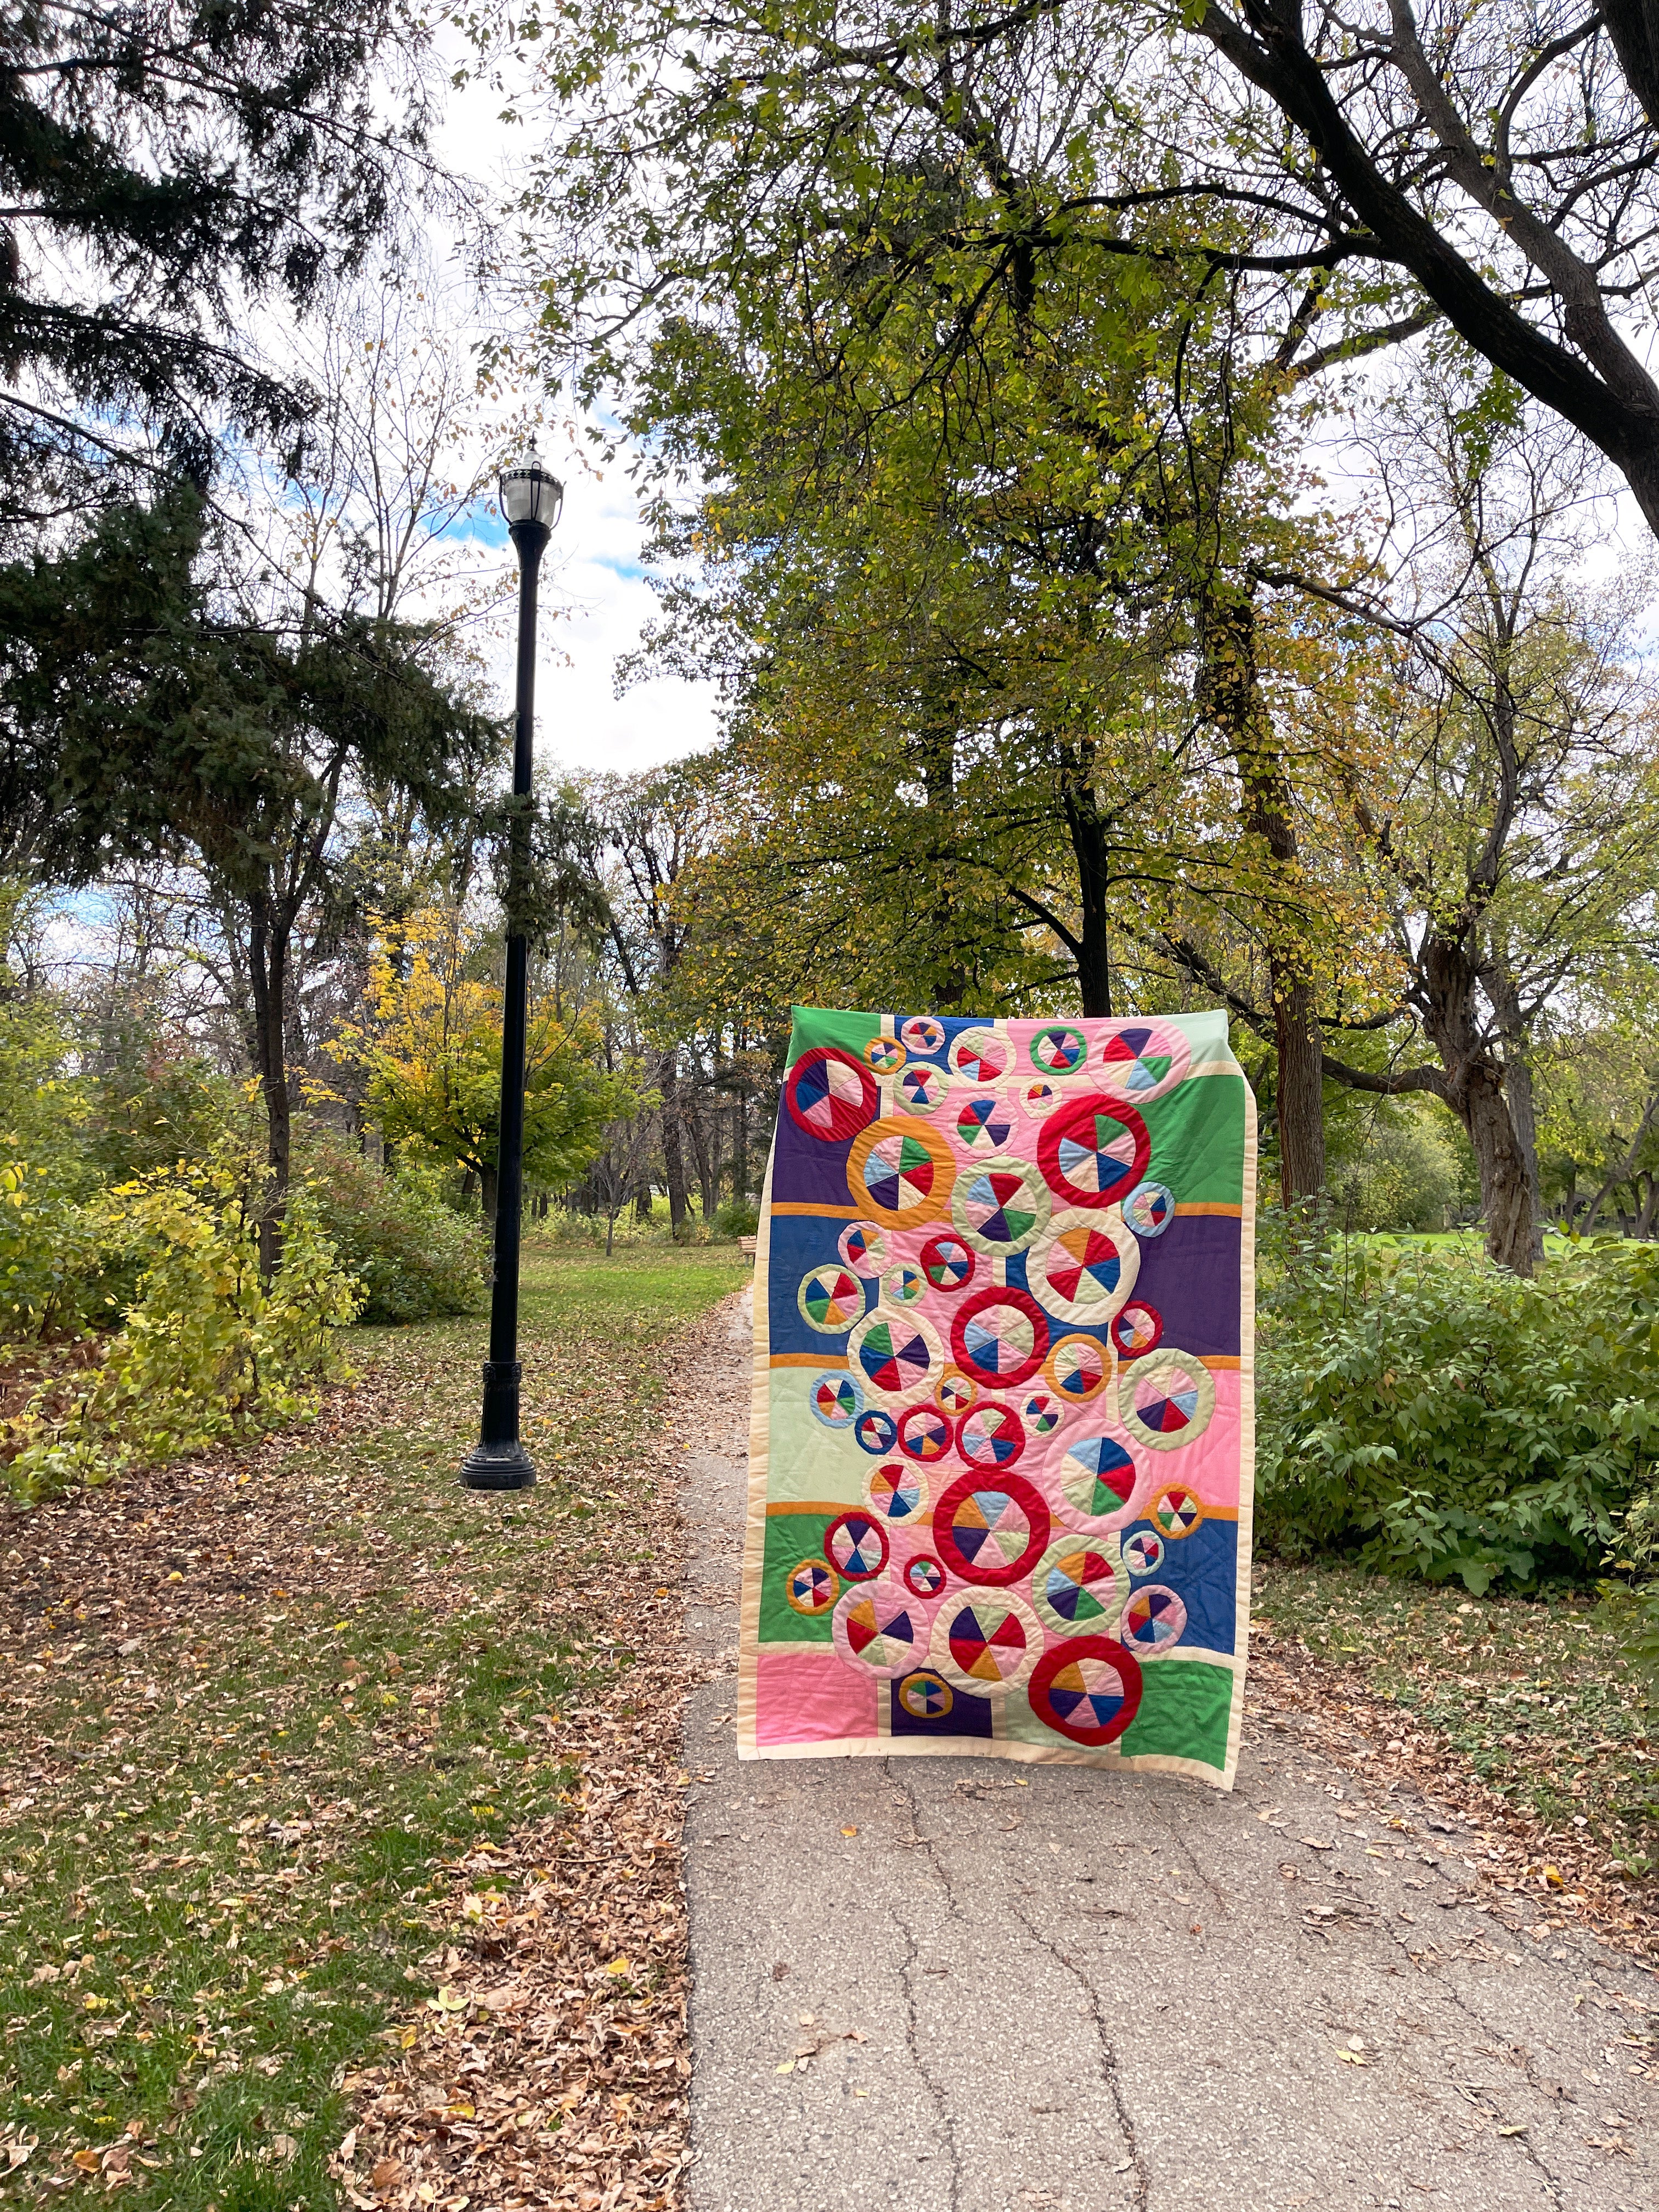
[{"xmin": 681, "ymin": 1296, "xmax": 1656, "ymax": 2212}]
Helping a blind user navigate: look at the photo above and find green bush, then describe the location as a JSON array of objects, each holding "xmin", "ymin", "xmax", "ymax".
[
  {"xmin": 4, "ymin": 1166, "xmax": 359, "ymax": 1502},
  {"xmin": 1257, "ymin": 1218, "xmax": 1659, "ymax": 1593},
  {"xmin": 713, "ymin": 1197, "xmax": 760, "ymax": 1238},
  {"xmin": 295, "ymin": 1130, "xmax": 486, "ymax": 1323}
]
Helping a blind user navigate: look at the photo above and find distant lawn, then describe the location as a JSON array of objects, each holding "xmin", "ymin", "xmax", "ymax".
[{"xmin": 0, "ymin": 1237, "xmax": 748, "ymax": 2209}]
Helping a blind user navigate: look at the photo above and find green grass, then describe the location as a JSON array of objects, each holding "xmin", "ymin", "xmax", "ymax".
[
  {"xmin": 1257, "ymin": 1557, "xmax": 1659, "ymax": 1878},
  {"xmin": 0, "ymin": 1237, "xmax": 747, "ymax": 2207}
]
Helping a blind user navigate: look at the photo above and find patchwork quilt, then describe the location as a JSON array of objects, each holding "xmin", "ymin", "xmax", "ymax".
[{"xmin": 738, "ymin": 1007, "xmax": 1256, "ymax": 1787}]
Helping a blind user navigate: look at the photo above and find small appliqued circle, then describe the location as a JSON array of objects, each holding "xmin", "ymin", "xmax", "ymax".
[
  {"xmin": 1036, "ymin": 1206, "xmax": 1139, "ymax": 1325},
  {"xmin": 1038, "ymin": 1093, "xmax": 1150, "ymax": 1210},
  {"xmin": 1020, "ymin": 1389, "xmax": 1065, "ymax": 1436},
  {"xmin": 1120, "ymin": 1584, "xmax": 1187, "ymax": 1655},
  {"xmin": 1043, "ymin": 1332, "xmax": 1111, "ymax": 1404},
  {"xmin": 952, "ymin": 1156, "xmax": 1052, "ymax": 1257},
  {"xmin": 901, "ymin": 1015, "xmax": 946, "ymax": 1054},
  {"xmin": 934, "ymin": 1369, "xmax": 978, "ymax": 1417},
  {"xmin": 1029, "ymin": 1023, "xmax": 1086, "ymax": 1075},
  {"xmin": 1122, "ymin": 1181, "xmax": 1175, "ymax": 1238},
  {"xmin": 882, "ymin": 1261, "xmax": 928, "ymax": 1308},
  {"xmin": 848, "ymin": 1117, "xmax": 956, "ymax": 1228},
  {"xmin": 1093, "ymin": 1019, "xmax": 1191, "ymax": 1104},
  {"xmin": 951, "ymin": 1286, "xmax": 1049, "ymax": 1389},
  {"xmin": 785, "ymin": 1558, "xmax": 838, "ymax": 1617},
  {"xmin": 1121, "ymin": 1347, "xmax": 1216, "ymax": 1451},
  {"xmin": 955, "ymin": 1093, "xmax": 1015, "ymax": 1153},
  {"xmin": 929, "ymin": 1589, "xmax": 1043, "ymax": 1694},
  {"xmin": 1120, "ymin": 1527, "xmax": 1166, "ymax": 1577},
  {"xmin": 847, "ymin": 1310, "xmax": 945, "ymax": 1402},
  {"xmin": 1053, "ymin": 1434, "xmax": 1141, "ymax": 1532},
  {"xmin": 896, "ymin": 1402, "xmax": 953, "ymax": 1462},
  {"xmin": 854, "ymin": 1408, "xmax": 899, "ymax": 1455},
  {"xmin": 896, "ymin": 1668, "xmax": 955, "ymax": 1720},
  {"xmin": 785, "ymin": 1047, "xmax": 878, "ymax": 1143},
  {"xmin": 823, "ymin": 1509, "xmax": 889, "ymax": 1581},
  {"xmin": 1109, "ymin": 1301, "xmax": 1163, "ymax": 1360},
  {"xmin": 898, "ymin": 1060, "xmax": 951, "ymax": 1114},
  {"xmin": 1148, "ymin": 1482, "xmax": 1204, "ymax": 1538},
  {"xmin": 903, "ymin": 1554, "xmax": 948, "ymax": 1599},
  {"xmin": 1029, "ymin": 1637, "xmax": 1143, "ymax": 1745},
  {"xmin": 838, "ymin": 1220, "xmax": 889, "ymax": 1276},
  {"xmin": 810, "ymin": 1373, "xmax": 864, "ymax": 1429},
  {"xmin": 1031, "ymin": 1537, "xmax": 1122, "ymax": 1636},
  {"xmin": 957, "ymin": 1401, "xmax": 1026, "ymax": 1470},
  {"xmin": 865, "ymin": 1460, "xmax": 929, "ymax": 1525},
  {"xmin": 1016, "ymin": 1078, "xmax": 1065, "ymax": 1118},
  {"xmin": 833, "ymin": 1576, "xmax": 930, "ymax": 1678},
  {"xmin": 864, "ymin": 1032, "xmax": 907, "ymax": 1074},
  {"xmin": 797, "ymin": 1265, "xmax": 865, "ymax": 1334},
  {"xmin": 933, "ymin": 1469, "xmax": 1050, "ymax": 1587},
  {"xmin": 919, "ymin": 1231, "xmax": 975, "ymax": 1293},
  {"xmin": 948, "ymin": 1025, "xmax": 1011, "ymax": 1086}
]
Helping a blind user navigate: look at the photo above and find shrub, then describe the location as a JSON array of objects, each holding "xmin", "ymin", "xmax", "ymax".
[
  {"xmin": 713, "ymin": 1197, "xmax": 760, "ymax": 1239},
  {"xmin": 3, "ymin": 1168, "xmax": 359, "ymax": 1502},
  {"xmin": 1256, "ymin": 1218, "xmax": 1659, "ymax": 1593},
  {"xmin": 294, "ymin": 1130, "xmax": 486, "ymax": 1323}
]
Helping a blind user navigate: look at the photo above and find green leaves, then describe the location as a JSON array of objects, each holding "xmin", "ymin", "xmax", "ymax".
[{"xmin": 1258, "ymin": 1222, "xmax": 1659, "ymax": 1594}]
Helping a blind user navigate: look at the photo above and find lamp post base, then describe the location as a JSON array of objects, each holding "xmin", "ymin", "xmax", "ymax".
[{"xmin": 459, "ymin": 1438, "xmax": 537, "ymax": 1491}]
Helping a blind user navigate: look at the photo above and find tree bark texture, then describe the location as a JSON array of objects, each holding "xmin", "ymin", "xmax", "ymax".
[
  {"xmin": 1200, "ymin": 587, "xmax": 1325, "ymax": 1204},
  {"xmin": 1485, "ymin": 960, "xmax": 1544, "ymax": 1263},
  {"xmin": 658, "ymin": 1052, "xmax": 690, "ymax": 1232},
  {"xmin": 1056, "ymin": 739, "xmax": 1113, "ymax": 1018}
]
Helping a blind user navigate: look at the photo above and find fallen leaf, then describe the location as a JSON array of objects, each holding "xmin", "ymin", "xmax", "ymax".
[{"xmin": 840, "ymin": 1825, "xmax": 858, "ymax": 1838}]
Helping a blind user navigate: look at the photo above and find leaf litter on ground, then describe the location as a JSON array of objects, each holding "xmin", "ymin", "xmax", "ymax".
[{"xmin": 0, "ymin": 1242, "xmax": 747, "ymax": 2210}]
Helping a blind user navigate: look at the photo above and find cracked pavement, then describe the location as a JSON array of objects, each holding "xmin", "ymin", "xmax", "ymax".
[{"xmin": 682, "ymin": 1300, "xmax": 1657, "ymax": 2212}]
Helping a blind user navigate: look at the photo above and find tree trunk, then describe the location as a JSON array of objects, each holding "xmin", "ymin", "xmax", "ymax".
[
  {"xmin": 247, "ymin": 894, "xmax": 291, "ymax": 1280},
  {"xmin": 1421, "ymin": 936, "xmax": 1535, "ymax": 1275},
  {"xmin": 687, "ymin": 1084, "xmax": 716, "ymax": 1218},
  {"xmin": 1462, "ymin": 1065, "xmax": 1536, "ymax": 1276},
  {"xmin": 479, "ymin": 1162, "xmax": 499, "ymax": 1227},
  {"xmin": 659, "ymin": 1052, "xmax": 690, "ymax": 1232},
  {"xmin": 1200, "ymin": 586, "xmax": 1325, "ymax": 1203},
  {"xmin": 1485, "ymin": 958, "xmax": 1544, "ymax": 1263},
  {"xmin": 1056, "ymin": 738, "xmax": 1113, "ymax": 1017},
  {"xmin": 1272, "ymin": 974, "xmax": 1325, "ymax": 1212}
]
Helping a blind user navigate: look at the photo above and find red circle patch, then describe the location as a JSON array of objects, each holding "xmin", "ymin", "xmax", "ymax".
[
  {"xmin": 1036, "ymin": 1093, "xmax": 1150, "ymax": 1210},
  {"xmin": 1028, "ymin": 1635, "xmax": 1144, "ymax": 1745},
  {"xmin": 950, "ymin": 1284, "xmax": 1049, "ymax": 1389},
  {"xmin": 932, "ymin": 1469, "xmax": 1050, "ymax": 1587}
]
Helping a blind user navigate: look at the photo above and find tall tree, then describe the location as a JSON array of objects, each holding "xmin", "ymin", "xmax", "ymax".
[
  {"xmin": 1, "ymin": 1, "xmax": 443, "ymax": 531},
  {"xmin": 0, "ymin": 484, "xmax": 493, "ymax": 1268}
]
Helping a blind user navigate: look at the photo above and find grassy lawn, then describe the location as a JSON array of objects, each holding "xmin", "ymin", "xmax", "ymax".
[
  {"xmin": 1257, "ymin": 1557, "xmax": 1659, "ymax": 1888},
  {"xmin": 0, "ymin": 1239, "xmax": 747, "ymax": 2209}
]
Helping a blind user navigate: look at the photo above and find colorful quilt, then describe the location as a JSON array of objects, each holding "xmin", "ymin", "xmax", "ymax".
[{"xmin": 738, "ymin": 1007, "xmax": 1256, "ymax": 1787}]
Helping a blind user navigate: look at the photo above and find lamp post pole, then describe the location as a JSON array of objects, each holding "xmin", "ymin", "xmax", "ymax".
[{"xmin": 461, "ymin": 452, "xmax": 563, "ymax": 1492}]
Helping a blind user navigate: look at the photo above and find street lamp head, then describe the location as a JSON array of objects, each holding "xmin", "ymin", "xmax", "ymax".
[{"xmin": 499, "ymin": 448, "xmax": 563, "ymax": 533}]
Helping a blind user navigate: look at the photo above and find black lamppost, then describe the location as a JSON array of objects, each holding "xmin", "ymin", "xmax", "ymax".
[{"xmin": 461, "ymin": 449, "xmax": 563, "ymax": 1492}]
